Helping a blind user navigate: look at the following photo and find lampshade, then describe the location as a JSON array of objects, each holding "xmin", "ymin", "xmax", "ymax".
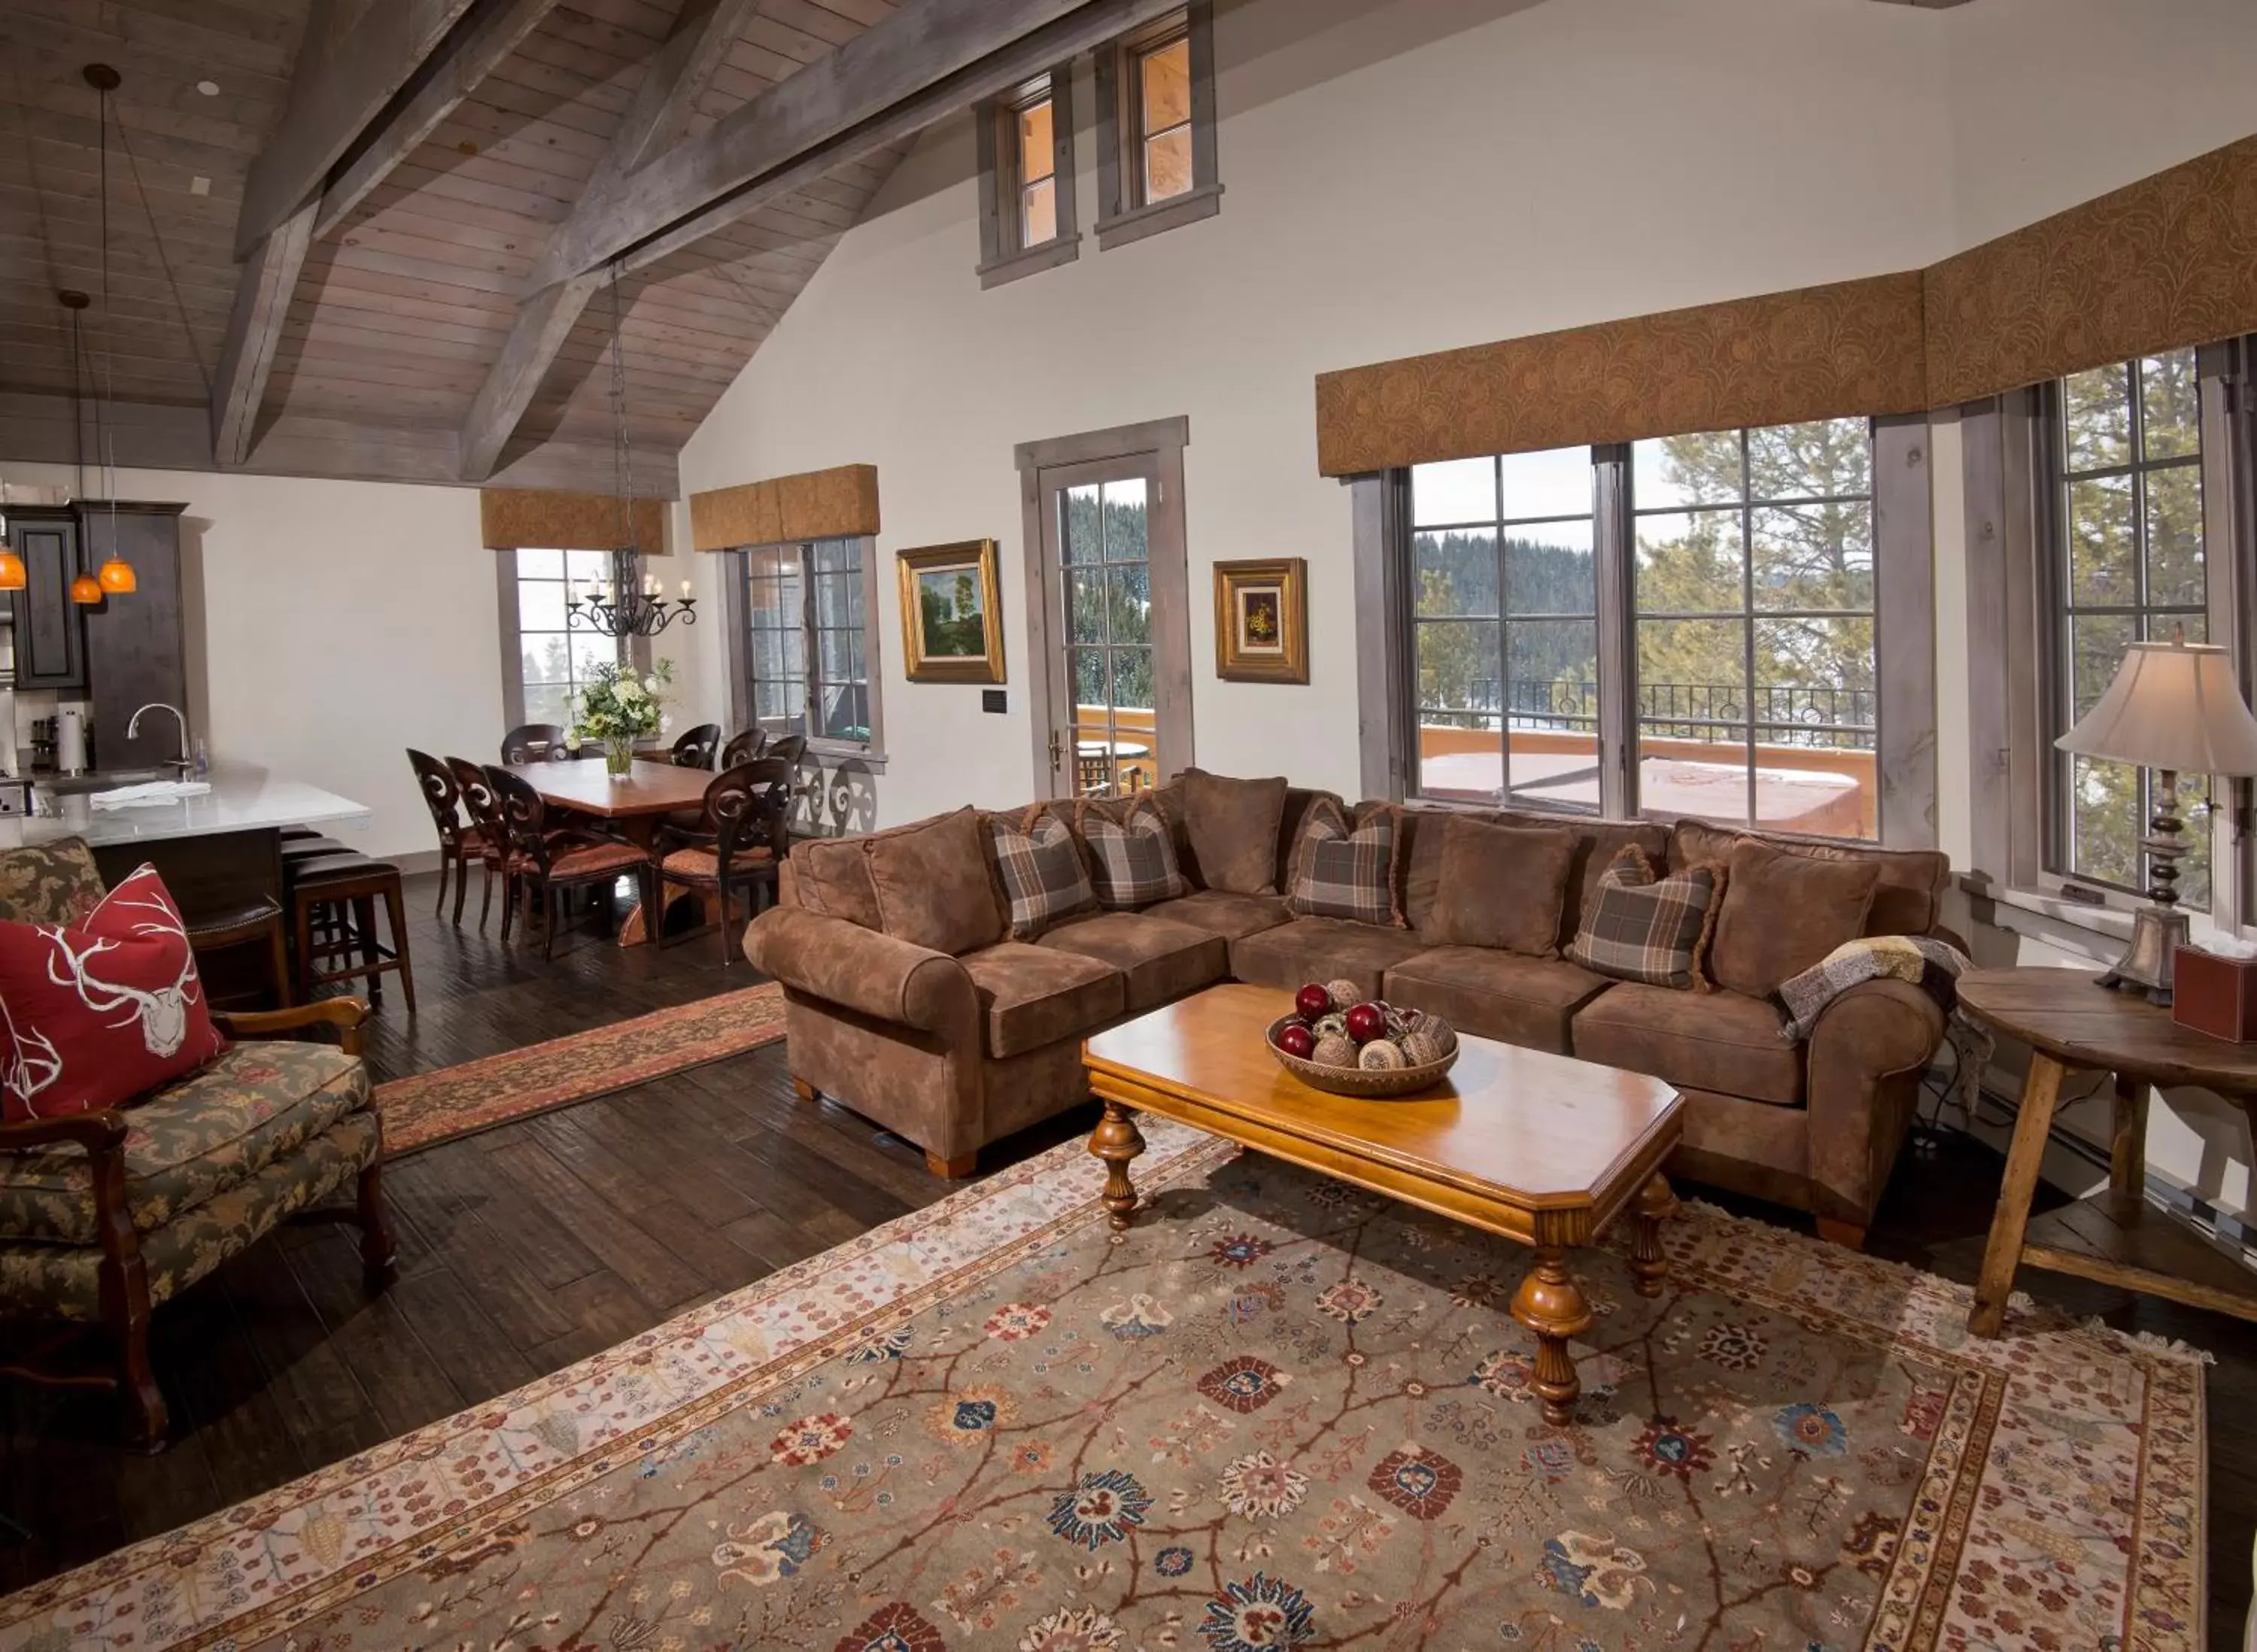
[
  {"xmin": 69, "ymin": 573, "xmax": 102, "ymax": 606},
  {"xmin": 2056, "ymin": 639, "xmax": 2257, "ymax": 777},
  {"xmin": 97, "ymin": 556, "xmax": 135, "ymax": 594},
  {"xmin": 0, "ymin": 551, "xmax": 24, "ymax": 593}
]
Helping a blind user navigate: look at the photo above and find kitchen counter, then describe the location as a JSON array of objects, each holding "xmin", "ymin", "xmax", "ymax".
[{"xmin": 0, "ymin": 766, "xmax": 368, "ymax": 849}]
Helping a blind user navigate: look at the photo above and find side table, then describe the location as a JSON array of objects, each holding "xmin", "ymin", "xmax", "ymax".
[{"xmin": 1958, "ymin": 966, "xmax": 2257, "ymax": 1336}]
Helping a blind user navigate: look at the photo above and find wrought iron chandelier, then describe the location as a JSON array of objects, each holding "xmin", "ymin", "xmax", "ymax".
[{"xmin": 569, "ymin": 259, "xmax": 694, "ymax": 639}]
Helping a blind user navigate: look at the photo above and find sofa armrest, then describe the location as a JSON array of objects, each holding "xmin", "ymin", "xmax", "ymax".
[
  {"xmin": 747, "ymin": 906, "xmax": 974, "ymax": 1034},
  {"xmin": 0, "ymin": 1110, "xmax": 132, "ymax": 1253},
  {"xmin": 1804, "ymin": 976, "xmax": 1947, "ymax": 1228},
  {"xmin": 0, "ymin": 1109, "xmax": 129, "ymax": 1157},
  {"xmin": 214, "ymin": 998, "xmax": 370, "ymax": 1056}
]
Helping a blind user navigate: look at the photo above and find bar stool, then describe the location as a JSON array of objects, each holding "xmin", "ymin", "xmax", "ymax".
[
  {"xmin": 287, "ymin": 852, "xmax": 415, "ymax": 1012},
  {"xmin": 186, "ymin": 895, "xmax": 291, "ymax": 1010}
]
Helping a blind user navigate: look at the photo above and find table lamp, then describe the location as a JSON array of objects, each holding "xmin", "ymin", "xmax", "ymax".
[{"xmin": 2055, "ymin": 636, "xmax": 2257, "ymax": 1003}]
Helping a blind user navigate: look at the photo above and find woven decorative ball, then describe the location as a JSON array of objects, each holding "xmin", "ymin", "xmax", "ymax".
[
  {"xmin": 1323, "ymin": 979, "xmax": 1362, "ymax": 1013},
  {"xmin": 1311, "ymin": 1033, "xmax": 1356, "ymax": 1068},
  {"xmin": 1358, "ymin": 1039, "xmax": 1406, "ymax": 1070},
  {"xmin": 1266, "ymin": 1013, "xmax": 1458, "ymax": 1099}
]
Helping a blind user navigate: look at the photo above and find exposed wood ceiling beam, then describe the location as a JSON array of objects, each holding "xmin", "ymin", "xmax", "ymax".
[
  {"xmin": 235, "ymin": 0, "xmax": 481, "ymax": 259},
  {"xmin": 460, "ymin": 0, "xmax": 1185, "ymax": 481},
  {"xmin": 212, "ymin": 0, "xmax": 558, "ymax": 466},
  {"xmin": 315, "ymin": 0, "xmax": 564, "ymax": 238},
  {"xmin": 457, "ymin": 0, "xmax": 767, "ymax": 482}
]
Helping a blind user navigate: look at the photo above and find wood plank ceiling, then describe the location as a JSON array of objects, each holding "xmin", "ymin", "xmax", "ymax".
[{"xmin": 0, "ymin": 0, "xmax": 909, "ymax": 493}]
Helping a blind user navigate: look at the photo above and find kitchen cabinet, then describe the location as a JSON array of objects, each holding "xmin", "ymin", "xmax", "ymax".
[
  {"xmin": 83, "ymin": 503, "xmax": 190, "ymax": 771},
  {"xmin": 7, "ymin": 509, "xmax": 87, "ymax": 691}
]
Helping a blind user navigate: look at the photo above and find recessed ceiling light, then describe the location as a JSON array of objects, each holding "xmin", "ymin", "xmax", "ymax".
[
  {"xmin": 190, "ymin": 175, "xmax": 210, "ymax": 196},
  {"xmin": 196, "ymin": 80, "xmax": 219, "ymax": 96}
]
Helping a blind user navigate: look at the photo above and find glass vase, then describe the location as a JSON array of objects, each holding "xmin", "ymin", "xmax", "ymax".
[{"xmin": 604, "ymin": 734, "xmax": 634, "ymax": 778}]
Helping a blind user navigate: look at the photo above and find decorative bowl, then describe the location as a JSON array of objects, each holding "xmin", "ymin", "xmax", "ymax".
[{"xmin": 1264, "ymin": 1014, "xmax": 1458, "ymax": 1099}]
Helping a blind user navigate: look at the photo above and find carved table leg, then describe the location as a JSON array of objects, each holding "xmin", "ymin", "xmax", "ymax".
[
  {"xmin": 357, "ymin": 1160, "xmax": 399, "ymax": 1290},
  {"xmin": 1629, "ymin": 1174, "xmax": 1678, "ymax": 1298},
  {"xmin": 1089, "ymin": 1101, "xmax": 1147, "ymax": 1231},
  {"xmin": 1511, "ymin": 1247, "xmax": 1594, "ymax": 1427}
]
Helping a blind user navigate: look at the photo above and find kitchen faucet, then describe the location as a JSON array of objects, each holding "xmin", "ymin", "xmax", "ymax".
[{"xmin": 126, "ymin": 702, "xmax": 193, "ymax": 773}]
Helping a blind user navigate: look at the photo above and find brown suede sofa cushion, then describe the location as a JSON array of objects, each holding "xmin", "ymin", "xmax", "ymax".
[
  {"xmin": 1180, "ymin": 769, "xmax": 1289, "ymax": 896},
  {"xmin": 1705, "ymin": 837, "xmax": 1879, "ymax": 1000},
  {"xmin": 1573, "ymin": 982, "xmax": 1805, "ymax": 1107},
  {"xmin": 1672, "ymin": 818, "xmax": 1948, "ymax": 937},
  {"xmin": 1422, "ymin": 815, "xmax": 1575, "ymax": 956},
  {"xmin": 959, "ymin": 943, "xmax": 1123, "ymax": 1058},
  {"xmin": 864, "ymin": 806, "xmax": 1005, "ymax": 956}
]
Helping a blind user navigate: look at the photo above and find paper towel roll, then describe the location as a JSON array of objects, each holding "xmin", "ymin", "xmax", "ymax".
[{"xmin": 56, "ymin": 706, "xmax": 85, "ymax": 776}]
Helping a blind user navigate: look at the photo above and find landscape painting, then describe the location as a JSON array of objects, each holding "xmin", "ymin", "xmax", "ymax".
[{"xmin": 898, "ymin": 539, "xmax": 1006, "ymax": 683}]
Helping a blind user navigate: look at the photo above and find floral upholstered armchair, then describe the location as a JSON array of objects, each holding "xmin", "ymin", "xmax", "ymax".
[{"xmin": 0, "ymin": 838, "xmax": 394, "ymax": 1450}]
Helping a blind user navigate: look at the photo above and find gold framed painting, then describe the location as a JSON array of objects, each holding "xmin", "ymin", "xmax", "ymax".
[
  {"xmin": 897, "ymin": 539, "xmax": 1007, "ymax": 684},
  {"xmin": 1214, "ymin": 557, "xmax": 1308, "ymax": 683}
]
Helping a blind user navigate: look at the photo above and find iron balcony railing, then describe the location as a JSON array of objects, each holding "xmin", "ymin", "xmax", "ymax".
[{"xmin": 1423, "ymin": 680, "xmax": 1878, "ymax": 751}]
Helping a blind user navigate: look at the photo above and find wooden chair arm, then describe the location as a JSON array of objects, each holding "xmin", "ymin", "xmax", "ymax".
[
  {"xmin": 214, "ymin": 998, "xmax": 370, "ymax": 1056},
  {"xmin": 0, "ymin": 1109, "xmax": 130, "ymax": 1156}
]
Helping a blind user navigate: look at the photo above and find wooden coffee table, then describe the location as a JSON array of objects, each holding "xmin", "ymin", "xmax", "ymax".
[{"xmin": 1082, "ymin": 982, "xmax": 1683, "ymax": 1424}]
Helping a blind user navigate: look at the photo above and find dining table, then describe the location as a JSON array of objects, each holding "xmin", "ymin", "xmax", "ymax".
[{"xmin": 509, "ymin": 757, "xmax": 715, "ymax": 945}]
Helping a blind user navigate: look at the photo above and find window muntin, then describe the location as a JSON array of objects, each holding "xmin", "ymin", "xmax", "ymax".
[
  {"xmin": 1016, "ymin": 96, "xmax": 1057, "ymax": 248},
  {"xmin": 1134, "ymin": 33, "xmax": 1192, "ymax": 204},
  {"xmin": 2049, "ymin": 350, "xmax": 2208, "ymax": 906},
  {"xmin": 1631, "ymin": 420, "xmax": 1877, "ymax": 839},
  {"xmin": 1409, "ymin": 447, "xmax": 1599, "ymax": 812},
  {"xmin": 742, "ymin": 538, "xmax": 873, "ymax": 750},
  {"xmin": 515, "ymin": 547, "xmax": 622, "ymax": 730}
]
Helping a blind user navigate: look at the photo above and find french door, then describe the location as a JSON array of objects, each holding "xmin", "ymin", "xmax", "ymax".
[{"xmin": 1019, "ymin": 421, "xmax": 1194, "ymax": 800}]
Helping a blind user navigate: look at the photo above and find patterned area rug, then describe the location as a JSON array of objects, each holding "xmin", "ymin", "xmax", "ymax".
[
  {"xmin": 0, "ymin": 1122, "xmax": 2207, "ymax": 1651},
  {"xmin": 374, "ymin": 982, "xmax": 788, "ymax": 1155}
]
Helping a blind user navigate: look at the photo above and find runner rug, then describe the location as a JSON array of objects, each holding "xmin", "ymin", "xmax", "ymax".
[
  {"xmin": 374, "ymin": 982, "xmax": 788, "ymax": 1155},
  {"xmin": 0, "ymin": 1122, "xmax": 2207, "ymax": 1650}
]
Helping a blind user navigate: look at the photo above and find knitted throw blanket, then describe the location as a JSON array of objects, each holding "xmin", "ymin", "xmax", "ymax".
[{"xmin": 1776, "ymin": 935, "xmax": 1993, "ymax": 1117}]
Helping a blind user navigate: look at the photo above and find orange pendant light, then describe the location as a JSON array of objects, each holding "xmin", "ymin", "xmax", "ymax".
[
  {"xmin": 97, "ymin": 554, "xmax": 135, "ymax": 594},
  {"xmin": 0, "ymin": 550, "xmax": 22, "ymax": 593},
  {"xmin": 70, "ymin": 572, "xmax": 102, "ymax": 606}
]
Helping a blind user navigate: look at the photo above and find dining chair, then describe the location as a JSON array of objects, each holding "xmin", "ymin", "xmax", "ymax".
[
  {"xmin": 483, "ymin": 767, "xmax": 655, "ymax": 959},
  {"xmin": 448, "ymin": 757, "xmax": 514, "ymax": 928},
  {"xmin": 670, "ymin": 723, "xmax": 722, "ymax": 770},
  {"xmin": 500, "ymin": 722, "xmax": 571, "ymax": 764},
  {"xmin": 718, "ymin": 728, "xmax": 766, "ymax": 769},
  {"xmin": 655, "ymin": 758, "xmax": 791, "ymax": 964},
  {"xmin": 767, "ymin": 733, "xmax": 808, "ymax": 767},
  {"xmin": 408, "ymin": 748, "xmax": 481, "ymax": 923}
]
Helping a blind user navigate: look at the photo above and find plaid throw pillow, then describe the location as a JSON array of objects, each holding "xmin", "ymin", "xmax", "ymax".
[
  {"xmin": 988, "ymin": 808, "xmax": 1096, "ymax": 940},
  {"xmin": 1077, "ymin": 798, "xmax": 1188, "ymax": 910},
  {"xmin": 1287, "ymin": 799, "xmax": 1401, "ymax": 925},
  {"xmin": 1565, "ymin": 844, "xmax": 1724, "ymax": 990}
]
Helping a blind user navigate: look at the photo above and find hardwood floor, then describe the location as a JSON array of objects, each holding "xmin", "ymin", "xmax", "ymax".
[{"xmin": 2, "ymin": 873, "xmax": 2252, "ymax": 1641}]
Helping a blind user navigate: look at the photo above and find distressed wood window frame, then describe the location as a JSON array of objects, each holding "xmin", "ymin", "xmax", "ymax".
[
  {"xmin": 1964, "ymin": 339, "xmax": 2257, "ymax": 929},
  {"xmin": 494, "ymin": 549, "xmax": 646, "ymax": 733},
  {"xmin": 976, "ymin": 66, "xmax": 1080, "ymax": 290},
  {"xmin": 1016, "ymin": 417, "xmax": 1195, "ymax": 796},
  {"xmin": 719, "ymin": 536, "xmax": 888, "ymax": 770},
  {"xmin": 1350, "ymin": 415, "xmax": 1939, "ymax": 847},
  {"xmin": 1093, "ymin": 4, "xmax": 1221, "ymax": 252}
]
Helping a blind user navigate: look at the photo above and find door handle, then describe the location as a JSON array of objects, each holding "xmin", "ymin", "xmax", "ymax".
[{"xmin": 1048, "ymin": 730, "xmax": 1062, "ymax": 773}]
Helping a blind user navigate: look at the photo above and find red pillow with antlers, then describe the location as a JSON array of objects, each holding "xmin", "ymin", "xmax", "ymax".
[{"xmin": 0, "ymin": 862, "xmax": 229, "ymax": 1123}]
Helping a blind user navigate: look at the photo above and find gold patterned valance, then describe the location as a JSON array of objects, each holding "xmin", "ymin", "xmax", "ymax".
[
  {"xmin": 1314, "ymin": 274, "xmax": 1929, "ymax": 475},
  {"xmin": 479, "ymin": 488, "xmax": 666, "ymax": 552},
  {"xmin": 1317, "ymin": 132, "xmax": 2257, "ymax": 475},
  {"xmin": 1924, "ymin": 135, "xmax": 2257, "ymax": 407},
  {"xmin": 689, "ymin": 463, "xmax": 881, "ymax": 551}
]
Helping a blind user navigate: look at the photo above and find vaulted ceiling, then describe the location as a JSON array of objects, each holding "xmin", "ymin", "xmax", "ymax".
[{"xmin": 0, "ymin": 0, "xmax": 1180, "ymax": 494}]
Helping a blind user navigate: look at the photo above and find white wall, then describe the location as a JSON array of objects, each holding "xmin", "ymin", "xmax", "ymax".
[
  {"xmin": 0, "ymin": 464, "xmax": 504, "ymax": 859},
  {"xmin": 679, "ymin": 0, "xmax": 1962, "ymax": 826}
]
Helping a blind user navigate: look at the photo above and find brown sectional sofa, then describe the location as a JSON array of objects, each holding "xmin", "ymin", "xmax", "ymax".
[{"xmin": 746, "ymin": 781, "xmax": 1954, "ymax": 1248}]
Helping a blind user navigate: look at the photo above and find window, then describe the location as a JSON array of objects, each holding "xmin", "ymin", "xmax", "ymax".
[
  {"xmin": 737, "ymin": 537, "xmax": 882, "ymax": 756},
  {"xmin": 1378, "ymin": 415, "xmax": 1924, "ymax": 843},
  {"xmin": 1095, "ymin": 5, "xmax": 1220, "ymax": 249},
  {"xmin": 507, "ymin": 547, "xmax": 623, "ymax": 730},
  {"xmin": 2046, "ymin": 351, "xmax": 2210, "ymax": 906},
  {"xmin": 1631, "ymin": 421, "xmax": 1877, "ymax": 838},
  {"xmin": 1410, "ymin": 448, "xmax": 1599, "ymax": 812},
  {"xmin": 977, "ymin": 70, "xmax": 1077, "ymax": 288}
]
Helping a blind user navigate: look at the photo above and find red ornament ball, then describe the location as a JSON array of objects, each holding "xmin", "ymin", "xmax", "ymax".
[
  {"xmin": 1276, "ymin": 1022, "xmax": 1317, "ymax": 1059},
  {"xmin": 1295, "ymin": 983, "xmax": 1333, "ymax": 1024},
  {"xmin": 1344, "ymin": 1002, "xmax": 1387, "ymax": 1044}
]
